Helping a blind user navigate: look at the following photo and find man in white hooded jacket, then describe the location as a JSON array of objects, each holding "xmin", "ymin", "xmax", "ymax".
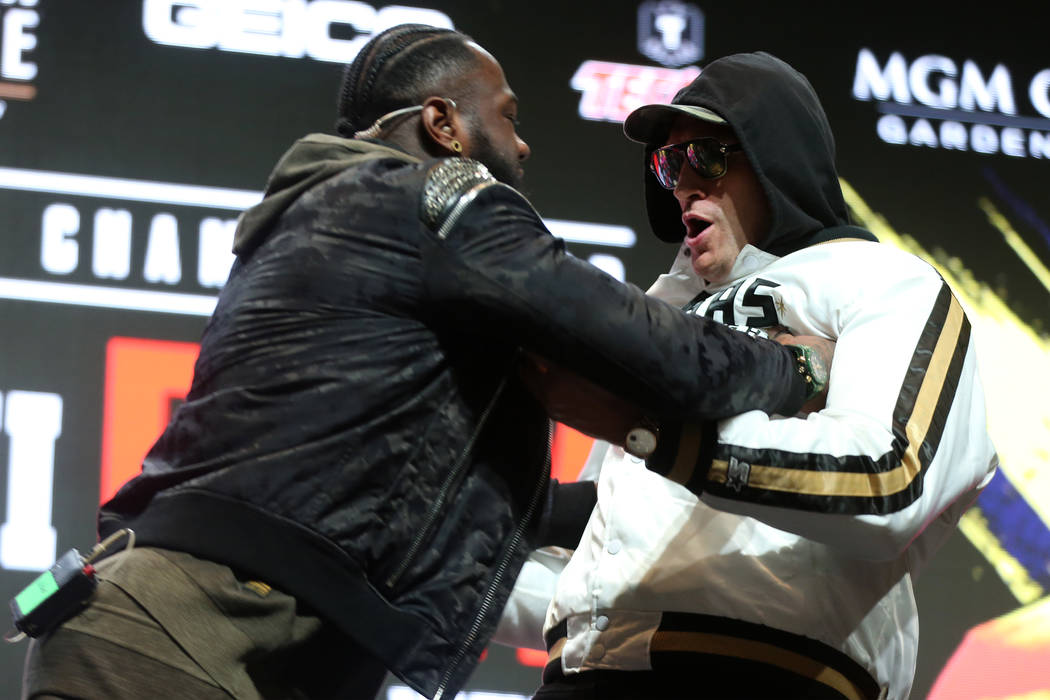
[{"xmin": 497, "ymin": 52, "xmax": 998, "ymax": 700}]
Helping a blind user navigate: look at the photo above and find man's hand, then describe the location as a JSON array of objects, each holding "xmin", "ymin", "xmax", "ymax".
[
  {"xmin": 768, "ymin": 327, "xmax": 835, "ymax": 413},
  {"xmin": 518, "ymin": 353, "xmax": 642, "ymax": 445}
]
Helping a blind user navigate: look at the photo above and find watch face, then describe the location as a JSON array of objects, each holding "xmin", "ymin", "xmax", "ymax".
[
  {"xmin": 793, "ymin": 344, "xmax": 829, "ymax": 401},
  {"xmin": 807, "ymin": 345, "xmax": 830, "ymax": 385}
]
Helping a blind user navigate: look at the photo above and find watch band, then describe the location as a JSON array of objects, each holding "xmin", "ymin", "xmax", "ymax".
[{"xmin": 789, "ymin": 344, "xmax": 828, "ymax": 402}]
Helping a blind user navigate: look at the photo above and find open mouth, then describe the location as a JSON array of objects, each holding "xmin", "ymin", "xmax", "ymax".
[{"xmin": 684, "ymin": 217, "xmax": 712, "ymax": 239}]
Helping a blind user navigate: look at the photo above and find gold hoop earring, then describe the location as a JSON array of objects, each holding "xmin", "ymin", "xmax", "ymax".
[{"xmin": 450, "ymin": 139, "xmax": 462, "ymax": 153}]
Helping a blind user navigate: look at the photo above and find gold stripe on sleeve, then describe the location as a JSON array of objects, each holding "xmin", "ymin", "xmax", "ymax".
[{"xmin": 708, "ymin": 295, "xmax": 965, "ymax": 498}]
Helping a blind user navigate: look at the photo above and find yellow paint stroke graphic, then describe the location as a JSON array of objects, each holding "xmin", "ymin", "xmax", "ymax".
[
  {"xmin": 978, "ymin": 197, "xmax": 1050, "ymax": 297},
  {"xmin": 958, "ymin": 509, "xmax": 1044, "ymax": 605},
  {"xmin": 976, "ymin": 595, "xmax": 1050, "ymax": 650}
]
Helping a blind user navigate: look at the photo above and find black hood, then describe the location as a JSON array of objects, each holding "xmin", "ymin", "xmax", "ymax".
[{"xmin": 625, "ymin": 52, "xmax": 862, "ymax": 256}]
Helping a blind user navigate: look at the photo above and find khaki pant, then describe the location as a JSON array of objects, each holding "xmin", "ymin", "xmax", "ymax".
[{"xmin": 21, "ymin": 547, "xmax": 387, "ymax": 699}]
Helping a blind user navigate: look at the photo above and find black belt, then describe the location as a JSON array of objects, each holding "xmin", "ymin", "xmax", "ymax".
[{"xmin": 543, "ymin": 612, "xmax": 884, "ymax": 700}]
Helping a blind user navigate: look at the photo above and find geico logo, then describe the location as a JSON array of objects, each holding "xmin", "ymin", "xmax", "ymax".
[
  {"xmin": 853, "ymin": 48, "xmax": 1050, "ymax": 120},
  {"xmin": 142, "ymin": 0, "xmax": 454, "ymax": 63}
]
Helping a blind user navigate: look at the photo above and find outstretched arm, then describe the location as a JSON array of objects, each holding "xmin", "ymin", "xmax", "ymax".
[{"xmin": 420, "ymin": 168, "xmax": 810, "ymax": 431}]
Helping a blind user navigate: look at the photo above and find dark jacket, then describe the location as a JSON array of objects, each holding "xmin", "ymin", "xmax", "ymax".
[{"xmin": 99, "ymin": 134, "xmax": 807, "ymax": 698}]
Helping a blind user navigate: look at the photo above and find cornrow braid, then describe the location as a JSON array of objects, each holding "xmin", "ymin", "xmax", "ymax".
[
  {"xmin": 336, "ymin": 24, "xmax": 440, "ymax": 134},
  {"xmin": 335, "ymin": 24, "xmax": 478, "ymax": 138}
]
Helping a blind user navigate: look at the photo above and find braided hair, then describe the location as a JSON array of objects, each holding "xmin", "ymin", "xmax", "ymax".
[{"xmin": 336, "ymin": 24, "xmax": 479, "ymax": 138}]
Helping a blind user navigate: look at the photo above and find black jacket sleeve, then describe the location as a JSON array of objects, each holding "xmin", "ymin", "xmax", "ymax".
[
  {"xmin": 533, "ymin": 480, "xmax": 599, "ymax": 549},
  {"xmin": 420, "ymin": 181, "xmax": 807, "ymax": 432}
]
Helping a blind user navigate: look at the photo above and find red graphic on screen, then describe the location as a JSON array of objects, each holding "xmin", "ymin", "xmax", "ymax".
[
  {"xmin": 927, "ymin": 596, "xmax": 1050, "ymax": 698},
  {"xmin": 551, "ymin": 423, "xmax": 593, "ymax": 483},
  {"xmin": 516, "ymin": 647, "xmax": 549, "ymax": 668},
  {"xmin": 100, "ymin": 337, "xmax": 199, "ymax": 504}
]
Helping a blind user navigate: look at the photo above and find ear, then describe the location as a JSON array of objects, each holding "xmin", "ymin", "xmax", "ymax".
[{"xmin": 420, "ymin": 96, "xmax": 466, "ymax": 156}]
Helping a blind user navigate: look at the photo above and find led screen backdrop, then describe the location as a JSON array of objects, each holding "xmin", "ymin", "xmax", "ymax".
[{"xmin": 1, "ymin": 1, "xmax": 1048, "ymax": 697}]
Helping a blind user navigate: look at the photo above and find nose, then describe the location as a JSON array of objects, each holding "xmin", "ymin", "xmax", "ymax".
[
  {"xmin": 672, "ymin": 160, "xmax": 707, "ymax": 201},
  {"xmin": 516, "ymin": 134, "xmax": 531, "ymax": 162}
]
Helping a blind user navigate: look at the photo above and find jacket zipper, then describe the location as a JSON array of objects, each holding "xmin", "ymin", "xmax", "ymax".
[
  {"xmin": 436, "ymin": 181, "xmax": 493, "ymax": 240},
  {"xmin": 386, "ymin": 375, "xmax": 509, "ymax": 589},
  {"xmin": 426, "ymin": 178, "xmax": 554, "ymax": 695},
  {"xmin": 388, "ymin": 177, "xmax": 511, "ymax": 588},
  {"xmin": 432, "ymin": 422, "xmax": 553, "ymax": 700}
]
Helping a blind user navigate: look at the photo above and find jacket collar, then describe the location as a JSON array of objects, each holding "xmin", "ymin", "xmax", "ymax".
[{"xmin": 647, "ymin": 244, "xmax": 780, "ymax": 307}]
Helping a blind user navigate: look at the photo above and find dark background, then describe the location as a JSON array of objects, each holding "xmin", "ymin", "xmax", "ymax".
[{"xmin": 0, "ymin": 1, "xmax": 1046, "ymax": 697}]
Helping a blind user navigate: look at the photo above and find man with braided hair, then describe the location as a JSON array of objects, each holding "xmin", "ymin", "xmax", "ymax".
[
  {"xmin": 21, "ymin": 26, "xmax": 829, "ymax": 700},
  {"xmin": 333, "ymin": 25, "xmax": 525, "ymax": 190}
]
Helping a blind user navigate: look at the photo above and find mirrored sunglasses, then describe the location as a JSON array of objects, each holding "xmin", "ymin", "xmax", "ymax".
[{"xmin": 649, "ymin": 137, "xmax": 744, "ymax": 190}]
